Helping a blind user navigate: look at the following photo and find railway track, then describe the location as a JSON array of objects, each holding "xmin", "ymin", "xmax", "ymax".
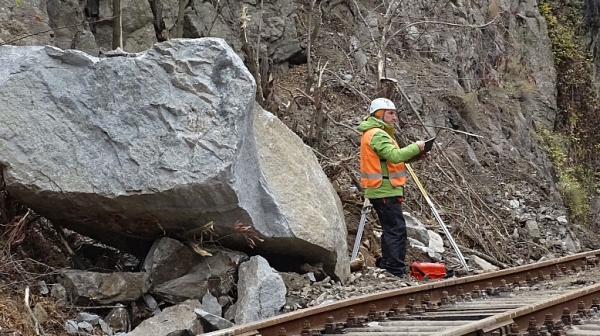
[{"xmin": 207, "ymin": 250, "xmax": 600, "ymax": 336}]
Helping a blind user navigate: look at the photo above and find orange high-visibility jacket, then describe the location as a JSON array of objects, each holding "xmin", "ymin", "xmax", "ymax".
[{"xmin": 360, "ymin": 128, "xmax": 407, "ymax": 188}]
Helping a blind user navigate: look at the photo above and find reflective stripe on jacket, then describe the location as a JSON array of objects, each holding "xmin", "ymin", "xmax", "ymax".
[{"xmin": 360, "ymin": 128, "xmax": 407, "ymax": 188}]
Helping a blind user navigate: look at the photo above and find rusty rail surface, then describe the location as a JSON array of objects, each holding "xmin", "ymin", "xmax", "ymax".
[
  {"xmin": 437, "ymin": 283, "xmax": 600, "ymax": 335},
  {"xmin": 205, "ymin": 249, "xmax": 600, "ymax": 336}
]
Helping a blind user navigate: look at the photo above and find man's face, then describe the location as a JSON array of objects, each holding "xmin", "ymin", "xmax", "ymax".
[{"xmin": 382, "ymin": 109, "xmax": 397, "ymax": 125}]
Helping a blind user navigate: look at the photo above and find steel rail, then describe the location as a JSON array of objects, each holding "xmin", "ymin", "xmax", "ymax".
[
  {"xmin": 437, "ymin": 282, "xmax": 600, "ymax": 335},
  {"xmin": 204, "ymin": 249, "xmax": 600, "ymax": 336}
]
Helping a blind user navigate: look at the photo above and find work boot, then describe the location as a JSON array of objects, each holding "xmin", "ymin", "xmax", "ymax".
[
  {"xmin": 390, "ymin": 270, "xmax": 407, "ymax": 279},
  {"xmin": 380, "ymin": 267, "xmax": 406, "ymax": 279}
]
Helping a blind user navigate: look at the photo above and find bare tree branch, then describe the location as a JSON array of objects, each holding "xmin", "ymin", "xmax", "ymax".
[
  {"xmin": 256, "ymin": 0, "xmax": 264, "ymax": 58},
  {"xmin": 24, "ymin": 287, "xmax": 45, "ymax": 336},
  {"xmin": 386, "ymin": 14, "xmax": 501, "ymax": 46},
  {"xmin": 206, "ymin": 0, "xmax": 224, "ymax": 36}
]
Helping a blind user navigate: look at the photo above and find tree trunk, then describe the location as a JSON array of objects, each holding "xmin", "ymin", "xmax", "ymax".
[
  {"xmin": 175, "ymin": 0, "xmax": 187, "ymax": 38},
  {"xmin": 112, "ymin": 0, "xmax": 123, "ymax": 49},
  {"xmin": 148, "ymin": 0, "xmax": 168, "ymax": 42},
  {"xmin": 376, "ymin": 1, "xmax": 400, "ymax": 94},
  {"xmin": 304, "ymin": 0, "xmax": 317, "ymax": 94},
  {"xmin": 240, "ymin": 7, "xmax": 264, "ymax": 107}
]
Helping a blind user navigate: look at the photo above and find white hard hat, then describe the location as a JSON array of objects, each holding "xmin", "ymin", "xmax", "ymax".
[{"xmin": 369, "ymin": 98, "xmax": 396, "ymax": 115}]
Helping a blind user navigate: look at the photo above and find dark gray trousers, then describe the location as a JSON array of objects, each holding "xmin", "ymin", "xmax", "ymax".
[{"xmin": 370, "ymin": 196, "xmax": 407, "ymax": 277}]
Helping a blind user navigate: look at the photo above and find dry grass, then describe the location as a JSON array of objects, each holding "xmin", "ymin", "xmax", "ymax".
[
  {"xmin": 0, "ymin": 288, "xmax": 34, "ymax": 335},
  {"xmin": 0, "ymin": 215, "xmax": 71, "ymax": 335},
  {"xmin": 0, "ymin": 288, "xmax": 66, "ymax": 335}
]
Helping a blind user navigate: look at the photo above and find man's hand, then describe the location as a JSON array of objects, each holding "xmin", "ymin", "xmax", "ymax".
[
  {"xmin": 416, "ymin": 140, "xmax": 425, "ymax": 151},
  {"xmin": 417, "ymin": 153, "xmax": 430, "ymax": 161}
]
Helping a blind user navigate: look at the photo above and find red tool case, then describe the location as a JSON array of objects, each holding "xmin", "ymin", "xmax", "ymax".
[{"xmin": 409, "ymin": 262, "xmax": 446, "ymax": 280}]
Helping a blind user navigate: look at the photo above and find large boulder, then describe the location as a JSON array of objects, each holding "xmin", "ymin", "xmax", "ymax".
[
  {"xmin": 0, "ymin": 38, "xmax": 349, "ymax": 281},
  {"xmin": 251, "ymin": 104, "xmax": 349, "ymax": 281}
]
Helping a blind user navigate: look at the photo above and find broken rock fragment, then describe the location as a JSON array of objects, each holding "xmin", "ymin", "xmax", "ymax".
[
  {"xmin": 195, "ymin": 308, "xmax": 235, "ymax": 331},
  {"xmin": 126, "ymin": 299, "xmax": 203, "ymax": 336},
  {"xmin": 0, "ymin": 38, "xmax": 349, "ymax": 281},
  {"xmin": 58, "ymin": 270, "xmax": 150, "ymax": 305},
  {"xmin": 105, "ymin": 304, "xmax": 130, "ymax": 333},
  {"xmin": 149, "ymin": 242, "xmax": 247, "ymax": 304},
  {"xmin": 234, "ymin": 256, "xmax": 286, "ymax": 324}
]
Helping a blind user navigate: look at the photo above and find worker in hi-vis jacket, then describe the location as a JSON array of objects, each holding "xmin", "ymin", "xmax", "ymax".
[{"xmin": 358, "ymin": 98, "xmax": 428, "ymax": 278}]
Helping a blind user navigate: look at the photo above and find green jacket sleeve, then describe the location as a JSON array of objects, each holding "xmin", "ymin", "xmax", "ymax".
[{"xmin": 370, "ymin": 131, "xmax": 420, "ymax": 163}]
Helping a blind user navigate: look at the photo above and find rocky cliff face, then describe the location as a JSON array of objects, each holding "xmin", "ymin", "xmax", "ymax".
[
  {"xmin": 0, "ymin": 0, "xmax": 596, "ymax": 267},
  {"xmin": 306, "ymin": 0, "xmax": 582, "ymax": 263},
  {"xmin": 0, "ymin": 0, "xmax": 302, "ymax": 74}
]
